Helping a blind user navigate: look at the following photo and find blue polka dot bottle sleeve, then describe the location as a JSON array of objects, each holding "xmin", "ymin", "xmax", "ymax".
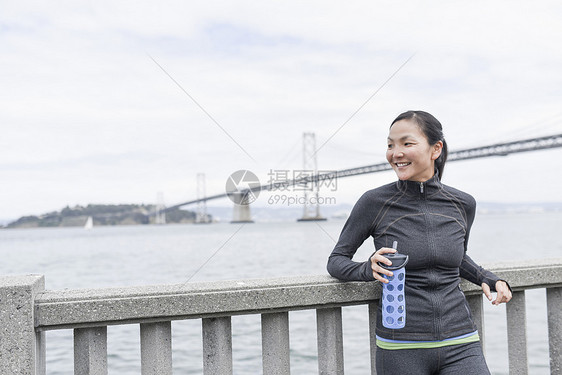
[{"xmin": 378, "ymin": 242, "xmax": 409, "ymax": 329}]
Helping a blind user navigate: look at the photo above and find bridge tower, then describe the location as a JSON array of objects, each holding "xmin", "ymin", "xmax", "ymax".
[
  {"xmin": 227, "ymin": 170, "xmax": 258, "ymax": 223},
  {"xmin": 297, "ymin": 132, "xmax": 326, "ymax": 222},
  {"xmin": 196, "ymin": 173, "xmax": 211, "ymax": 224},
  {"xmin": 230, "ymin": 191, "xmax": 254, "ymax": 223},
  {"xmin": 155, "ymin": 191, "xmax": 166, "ymax": 225}
]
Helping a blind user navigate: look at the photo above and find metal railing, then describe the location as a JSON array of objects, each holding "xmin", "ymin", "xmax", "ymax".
[{"xmin": 1, "ymin": 258, "xmax": 561, "ymax": 374}]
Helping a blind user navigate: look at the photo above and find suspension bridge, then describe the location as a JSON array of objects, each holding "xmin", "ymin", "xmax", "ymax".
[{"xmin": 158, "ymin": 133, "xmax": 562, "ymax": 223}]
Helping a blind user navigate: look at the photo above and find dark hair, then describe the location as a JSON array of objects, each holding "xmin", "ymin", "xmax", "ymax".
[{"xmin": 390, "ymin": 110, "xmax": 448, "ymax": 180}]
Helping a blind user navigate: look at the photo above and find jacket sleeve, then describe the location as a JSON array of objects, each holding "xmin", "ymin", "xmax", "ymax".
[
  {"xmin": 460, "ymin": 254, "xmax": 502, "ymax": 292},
  {"xmin": 327, "ymin": 192, "xmax": 377, "ymax": 281},
  {"xmin": 458, "ymin": 193, "xmax": 502, "ymax": 291}
]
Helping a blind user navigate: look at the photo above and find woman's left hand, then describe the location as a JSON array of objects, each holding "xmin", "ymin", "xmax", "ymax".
[{"xmin": 481, "ymin": 281, "xmax": 512, "ymax": 305}]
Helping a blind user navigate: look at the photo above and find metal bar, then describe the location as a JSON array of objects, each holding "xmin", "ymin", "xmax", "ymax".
[
  {"xmin": 506, "ymin": 291, "xmax": 528, "ymax": 374},
  {"xmin": 202, "ymin": 317, "xmax": 232, "ymax": 375},
  {"xmin": 140, "ymin": 322, "xmax": 172, "ymax": 375},
  {"xmin": 261, "ymin": 312, "xmax": 290, "ymax": 375},
  {"xmin": 316, "ymin": 307, "xmax": 344, "ymax": 375},
  {"xmin": 448, "ymin": 133, "xmax": 562, "ymax": 162},
  {"xmin": 74, "ymin": 327, "xmax": 108, "ymax": 375},
  {"xmin": 547, "ymin": 287, "xmax": 562, "ymax": 374}
]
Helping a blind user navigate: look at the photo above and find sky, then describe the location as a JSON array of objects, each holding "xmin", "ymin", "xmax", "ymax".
[{"xmin": 1, "ymin": 1, "xmax": 562, "ymax": 221}]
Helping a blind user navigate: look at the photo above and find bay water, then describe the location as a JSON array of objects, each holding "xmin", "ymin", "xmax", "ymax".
[{"xmin": 1, "ymin": 211, "xmax": 560, "ymax": 374}]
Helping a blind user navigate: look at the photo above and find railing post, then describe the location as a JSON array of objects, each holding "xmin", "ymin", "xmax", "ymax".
[
  {"xmin": 547, "ymin": 287, "xmax": 562, "ymax": 374},
  {"xmin": 506, "ymin": 290, "xmax": 528, "ymax": 374},
  {"xmin": 316, "ymin": 307, "xmax": 344, "ymax": 375},
  {"xmin": 368, "ymin": 302, "xmax": 378, "ymax": 375},
  {"xmin": 74, "ymin": 326, "xmax": 108, "ymax": 375},
  {"xmin": 36, "ymin": 329, "xmax": 46, "ymax": 375},
  {"xmin": 466, "ymin": 294, "xmax": 485, "ymax": 352},
  {"xmin": 140, "ymin": 321, "xmax": 172, "ymax": 375},
  {"xmin": 202, "ymin": 317, "xmax": 233, "ymax": 375},
  {"xmin": 0, "ymin": 275, "xmax": 45, "ymax": 375},
  {"xmin": 261, "ymin": 312, "xmax": 290, "ymax": 375}
]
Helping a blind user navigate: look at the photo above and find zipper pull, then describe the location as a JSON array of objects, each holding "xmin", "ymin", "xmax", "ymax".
[{"xmin": 420, "ymin": 182, "xmax": 424, "ymax": 194}]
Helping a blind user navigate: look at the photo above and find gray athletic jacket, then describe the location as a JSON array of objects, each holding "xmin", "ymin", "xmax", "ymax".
[{"xmin": 327, "ymin": 175, "xmax": 501, "ymax": 341}]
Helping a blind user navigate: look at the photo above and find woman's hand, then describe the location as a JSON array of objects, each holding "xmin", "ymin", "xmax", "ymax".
[
  {"xmin": 370, "ymin": 247, "xmax": 397, "ymax": 283},
  {"xmin": 481, "ymin": 280, "xmax": 512, "ymax": 305}
]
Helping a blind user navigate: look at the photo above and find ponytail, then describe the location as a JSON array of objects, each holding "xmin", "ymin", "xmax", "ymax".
[{"xmin": 435, "ymin": 138, "xmax": 448, "ymax": 180}]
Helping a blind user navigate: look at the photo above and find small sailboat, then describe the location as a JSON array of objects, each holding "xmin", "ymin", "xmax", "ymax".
[{"xmin": 84, "ymin": 216, "xmax": 93, "ymax": 230}]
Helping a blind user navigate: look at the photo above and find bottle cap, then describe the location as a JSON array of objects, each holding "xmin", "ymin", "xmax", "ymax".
[{"xmin": 378, "ymin": 253, "xmax": 409, "ymax": 270}]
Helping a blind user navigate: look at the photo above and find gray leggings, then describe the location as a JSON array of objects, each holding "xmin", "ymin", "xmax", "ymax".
[{"xmin": 376, "ymin": 341, "xmax": 491, "ymax": 375}]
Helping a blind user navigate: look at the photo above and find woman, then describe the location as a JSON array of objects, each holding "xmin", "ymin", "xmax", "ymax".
[{"xmin": 327, "ymin": 110, "xmax": 512, "ymax": 374}]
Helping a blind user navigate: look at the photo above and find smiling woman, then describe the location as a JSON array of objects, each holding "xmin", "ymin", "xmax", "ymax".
[{"xmin": 327, "ymin": 110, "xmax": 513, "ymax": 375}]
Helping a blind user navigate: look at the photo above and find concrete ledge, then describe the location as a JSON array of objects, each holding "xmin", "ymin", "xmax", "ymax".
[
  {"xmin": 34, "ymin": 258, "xmax": 562, "ymax": 331},
  {"xmin": 461, "ymin": 257, "xmax": 562, "ymax": 293},
  {"xmin": 35, "ymin": 276, "xmax": 380, "ymax": 330},
  {"xmin": 0, "ymin": 275, "xmax": 45, "ymax": 374}
]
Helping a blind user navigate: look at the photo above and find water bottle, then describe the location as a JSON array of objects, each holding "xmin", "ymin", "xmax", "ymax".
[{"xmin": 379, "ymin": 241, "xmax": 409, "ymax": 329}]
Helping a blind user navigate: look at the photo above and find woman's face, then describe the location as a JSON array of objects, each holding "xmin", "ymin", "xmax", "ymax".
[{"xmin": 386, "ymin": 119, "xmax": 442, "ymax": 182}]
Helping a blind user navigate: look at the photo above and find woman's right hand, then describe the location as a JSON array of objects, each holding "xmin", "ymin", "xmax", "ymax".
[{"xmin": 370, "ymin": 247, "xmax": 397, "ymax": 283}]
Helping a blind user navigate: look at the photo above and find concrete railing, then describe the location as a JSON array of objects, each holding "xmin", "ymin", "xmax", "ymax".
[{"xmin": 1, "ymin": 258, "xmax": 561, "ymax": 374}]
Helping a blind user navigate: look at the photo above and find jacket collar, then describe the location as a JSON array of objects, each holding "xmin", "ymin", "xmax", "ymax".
[{"xmin": 396, "ymin": 173, "xmax": 442, "ymax": 197}]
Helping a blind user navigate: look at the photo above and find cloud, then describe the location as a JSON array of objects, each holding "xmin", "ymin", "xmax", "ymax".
[{"xmin": 1, "ymin": 1, "xmax": 561, "ymax": 219}]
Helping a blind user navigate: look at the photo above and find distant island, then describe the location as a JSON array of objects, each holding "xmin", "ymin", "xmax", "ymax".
[
  {"xmin": 3, "ymin": 201, "xmax": 560, "ymax": 229},
  {"xmin": 4, "ymin": 204, "xmax": 206, "ymax": 229}
]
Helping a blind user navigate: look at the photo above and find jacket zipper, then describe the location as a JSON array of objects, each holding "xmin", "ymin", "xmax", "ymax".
[{"xmin": 418, "ymin": 181, "xmax": 438, "ymax": 337}]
